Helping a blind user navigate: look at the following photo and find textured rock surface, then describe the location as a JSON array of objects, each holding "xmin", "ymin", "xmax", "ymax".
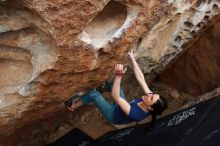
[
  {"xmin": 0, "ymin": 0, "xmax": 220, "ymax": 145},
  {"xmin": 134, "ymin": 0, "xmax": 220, "ymax": 80},
  {"xmin": 0, "ymin": 0, "xmax": 167, "ymax": 145},
  {"xmin": 160, "ymin": 15, "xmax": 220, "ymax": 96}
]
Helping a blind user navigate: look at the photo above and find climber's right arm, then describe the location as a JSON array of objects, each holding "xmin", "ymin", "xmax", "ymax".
[{"xmin": 111, "ymin": 64, "xmax": 130, "ymax": 116}]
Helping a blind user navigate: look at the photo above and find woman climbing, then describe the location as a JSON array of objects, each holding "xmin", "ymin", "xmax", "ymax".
[{"xmin": 64, "ymin": 51, "xmax": 167, "ymax": 128}]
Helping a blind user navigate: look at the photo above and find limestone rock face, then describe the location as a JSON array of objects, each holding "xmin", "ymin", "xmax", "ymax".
[
  {"xmin": 134, "ymin": 0, "xmax": 220, "ymax": 80},
  {"xmin": 161, "ymin": 15, "xmax": 220, "ymax": 96},
  {"xmin": 0, "ymin": 0, "xmax": 220, "ymax": 145},
  {"xmin": 0, "ymin": 0, "xmax": 167, "ymax": 145}
]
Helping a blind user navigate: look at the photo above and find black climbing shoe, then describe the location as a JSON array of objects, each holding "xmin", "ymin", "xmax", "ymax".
[
  {"xmin": 64, "ymin": 93, "xmax": 83, "ymax": 107},
  {"xmin": 96, "ymin": 81, "xmax": 108, "ymax": 93}
]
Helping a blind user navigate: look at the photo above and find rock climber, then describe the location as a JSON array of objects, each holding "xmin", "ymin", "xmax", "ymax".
[{"xmin": 64, "ymin": 51, "xmax": 167, "ymax": 128}]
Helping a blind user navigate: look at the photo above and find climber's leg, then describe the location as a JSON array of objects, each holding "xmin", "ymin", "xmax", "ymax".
[{"xmin": 81, "ymin": 89, "xmax": 115, "ymax": 123}]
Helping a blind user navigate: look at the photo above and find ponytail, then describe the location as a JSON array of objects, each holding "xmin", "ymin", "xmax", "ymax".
[{"xmin": 148, "ymin": 96, "xmax": 167, "ymax": 130}]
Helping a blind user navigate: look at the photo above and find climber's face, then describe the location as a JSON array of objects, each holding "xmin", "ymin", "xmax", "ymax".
[{"xmin": 142, "ymin": 93, "xmax": 159, "ymax": 107}]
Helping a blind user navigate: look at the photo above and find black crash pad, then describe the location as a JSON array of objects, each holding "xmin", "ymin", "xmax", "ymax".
[{"xmin": 45, "ymin": 128, "xmax": 95, "ymax": 146}]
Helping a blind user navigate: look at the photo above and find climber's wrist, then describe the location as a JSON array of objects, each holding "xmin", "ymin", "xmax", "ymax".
[
  {"xmin": 115, "ymin": 73, "xmax": 123, "ymax": 76},
  {"xmin": 115, "ymin": 71, "xmax": 124, "ymax": 76}
]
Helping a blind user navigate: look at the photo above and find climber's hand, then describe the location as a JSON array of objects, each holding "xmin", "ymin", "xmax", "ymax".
[
  {"xmin": 128, "ymin": 50, "xmax": 134, "ymax": 59},
  {"xmin": 115, "ymin": 64, "xmax": 127, "ymax": 76}
]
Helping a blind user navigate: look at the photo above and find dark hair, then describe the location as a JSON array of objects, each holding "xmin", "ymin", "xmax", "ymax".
[{"xmin": 148, "ymin": 96, "xmax": 167, "ymax": 129}]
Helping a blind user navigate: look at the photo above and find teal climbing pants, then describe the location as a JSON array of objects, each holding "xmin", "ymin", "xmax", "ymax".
[{"xmin": 81, "ymin": 83, "xmax": 125, "ymax": 124}]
